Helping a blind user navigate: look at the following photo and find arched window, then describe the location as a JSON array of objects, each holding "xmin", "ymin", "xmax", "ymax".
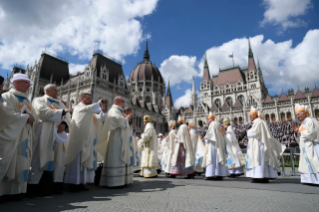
[
  {"xmin": 238, "ymin": 95, "xmax": 244, "ymax": 105},
  {"xmin": 145, "ymin": 96, "xmax": 151, "ymax": 103},
  {"xmin": 226, "ymin": 97, "xmax": 233, "ymax": 107},
  {"xmin": 215, "ymin": 99, "xmax": 221, "ymax": 109},
  {"xmin": 315, "ymin": 109, "xmax": 319, "ymax": 118}
]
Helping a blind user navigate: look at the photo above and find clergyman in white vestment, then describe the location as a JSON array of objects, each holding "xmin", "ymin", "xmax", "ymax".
[
  {"xmin": 139, "ymin": 115, "xmax": 159, "ymax": 178},
  {"xmin": 292, "ymin": 104, "xmax": 319, "ymax": 185},
  {"xmin": 64, "ymin": 93, "xmax": 102, "ymax": 192},
  {"xmin": 0, "ymin": 74, "xmax": 36, "ymax": 202},
  {"xmin": 28, "ymin": 84, "xmax": 72, "ymax": 196},
  {"xmin": 162, "ymin": 120, "xmax": 177, "ymax": 177},
  {"xmin": 170, "ymin": 115, "xmax": 196, "ymax": 179},
  {"xmin": 245, "ymin": 106, "xmax": 281, "ymax": 183},
  {"xmin": 223, "ymin": 118, "xmax": 245, "ymax": 177},
  {"xmin": 97, "ymin": 96, "xmax": 134, "ymax": 188},
  {"xmin": 188, "ymin": 120, "xmax": 205, "ymax": 174},
  {"xmin": 202, "ymin": 112, "xmax": 230, "ymax": 180}
]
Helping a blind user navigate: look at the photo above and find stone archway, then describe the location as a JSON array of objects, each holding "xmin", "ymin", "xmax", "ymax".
[
  {"xmin": 315, "ymin": 109, "xmax": 319, "ymax": 118},
  {"xmin": 280, "ymin": 112, "xmax": 286, "ymax": 121},
  {"xmin": 265, "ymin": 114, "xmax": 270, "ymax": 121},
  {"xmin": 287, "ymin": 111, "xmax": 292, "ymax": 120},
  {"xmin": 239, "ymin": 117, "xmax": 243, "ymax": 123},
  {"xmin": 234, "ymin": 117, "xmax": 238, "ymax": 124},
  {"xmin": 271, "ymin": 114, "xmax": 276, "ymax": 121}
]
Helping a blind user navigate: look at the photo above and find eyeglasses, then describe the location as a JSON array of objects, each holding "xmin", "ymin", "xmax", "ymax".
[{"xmin": 18, "ymin": 81, "xmax": 30, "ymax": 85}]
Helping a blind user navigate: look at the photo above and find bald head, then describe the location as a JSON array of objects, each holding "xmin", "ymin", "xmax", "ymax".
[
  {"xmin": 44, "ymin": 84, "xmax": 58, "ymax": 98},
  {"xmin": 114, "ymin": 96, "xmax": 125, "ymax": 108}
]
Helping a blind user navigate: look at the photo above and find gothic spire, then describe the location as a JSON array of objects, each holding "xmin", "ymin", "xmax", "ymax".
[
  {"xmin": 203, "ymin": 52, "xmax": 211, "ymax": 81},
  {"xmin": 192, "ymin": 76, "xmax": 196, "ymax": 94},
  {"xmin": 143, "ymin": 39, "xmax": 150, "ymax": 61},
  {"xmin": 166, "ymin": 80, "xmax": 171, "ymax": 96},
  {"xmin": 248, "ymin": 38, "xmax": 253, "ymax": 58}
]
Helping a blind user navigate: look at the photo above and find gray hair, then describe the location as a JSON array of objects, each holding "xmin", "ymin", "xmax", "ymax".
[
  {"xmin": 113, "ymin": 96, "xmax": 123, "ymax": 103},
  {"xmin": 44, "ymin": 84, "xmax": 56, "ymax": 94}
]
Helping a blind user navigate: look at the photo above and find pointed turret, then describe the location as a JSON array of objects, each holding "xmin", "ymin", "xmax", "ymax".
[
  {"xmin": 143, "ymin": 39, "xmax": 150, "ymax": 61},
  {"xmin": 203, "ymin": 52, "xmax": 211, "ymax": 81},
  {"xmin": 248, "ymin": 38, "xmax": 253, "ymax": 58},
  {"xmin": 165, "ymin": 80, "xmax": 173, "ymax": 108},
  {"xmin": 248, "ymin": 38, "xmax": 257, "ymax": 72},
  {"xmin": 191, "ymin": 76, "xmax": 197, "ymax": 106}
]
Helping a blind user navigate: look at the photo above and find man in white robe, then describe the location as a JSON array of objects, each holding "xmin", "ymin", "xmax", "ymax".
[
  {"xmin": 97, "ymin": 96, "xmax": 134, "ymax": 188},
  {"xmin": 162, "ymin": 120, "xmax": 177, "ymax": 177},
  {"xmin": 202, "ymin": 112, "xmax": 230, "ymax": 180},
  {"xmin": 245, "ymin": 106, "xmax": 281, "ymax": 183},
  {"xmin": 139, "ymin": 115, "xmax": 159, "ymax": 178},
  {"xmin": 64, "ymin": 93, "xmax": 102, "ymax": 192},
  {"xmin": 27, "ymin": 84, "xmax": 72, "ymax": 197},
  {"xmin": 223, "ymin": 118, "xmax": 245, "ymax": 177},
  {"xmin": 188, "ymin": 120, "xmax": 205, "ymax": 174},
  {"xmin": 292, "ymin": 104, "xmax": 319, "ymax": 185},
  {"xmin": 0, "ymin": 74, "xmax": 36, "ymax": 202},
  {"xmin": 170, "ymin": 116, "xmax": 195, "ymax": 179}
]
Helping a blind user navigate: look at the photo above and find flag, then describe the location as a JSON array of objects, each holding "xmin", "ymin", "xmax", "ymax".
[{"xmin": 229, "ymin": 54, "xmax": 233, "ymax": 58}]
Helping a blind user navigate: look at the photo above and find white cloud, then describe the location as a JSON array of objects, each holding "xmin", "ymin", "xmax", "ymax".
[
  {"xmin": 198, "ymin": 29, "xmax": 319, "ymax": 94},
  {"xmin": 261, "ymin": 0, "xmax": 313, "ymax": 32},
  {"xmin": 69, "ymin": 63, "xmax": 87, "ymax": 75},
  {"xmin": 174, "ymin": 89, "xmax": 192, "ymax": 108},
  {"xmin": 0, "ymin": 0, "xmax": 159, "ymax": 70},
  {"xmin": 159, "ymin": 55, "xmax": 199, "ymax": 86}
]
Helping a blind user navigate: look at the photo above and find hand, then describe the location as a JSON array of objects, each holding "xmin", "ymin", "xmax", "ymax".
[
  {"xmin": 64, "ymin": 108, "xmax": 73, "ymax": 113},
  {"xmin": 27, "ymin": 114, "xmax": 35, "ymax": 124},
  {"xmin": 57, "ymin": 123, "xmax": 66, "ymax": 133},
  {"xmin": 291, "ymin": 124, "xmax": 299, "ymax": 135},
  {"xmin": 127, "ymin": 113, "xmax": 134, "ymax": 121}
]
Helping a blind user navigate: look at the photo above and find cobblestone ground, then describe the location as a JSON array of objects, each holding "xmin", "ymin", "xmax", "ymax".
[{"xmin": 1, "ymin": 174, "xmax": 319, "ymax": 212}]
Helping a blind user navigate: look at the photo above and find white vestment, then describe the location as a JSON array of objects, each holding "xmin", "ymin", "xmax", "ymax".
[
  {"xmin": 245, "ymin": 118, "xmax": 280, "ymax": 179},
  {"xmin": 28, "ymin": 95, "xmax": 70, "ymax": 184},
  {"xmin": 0, "ymin": 89, "xmax": 35, "ymax": 195},
  {"xmin": 226, "ymin": 126, "xmax": 245, "ymax": 175},
  {"xmin": 64, "ymin": 102, "xmax": 101, "ymax": 185},
  {"xmin": 296, "ymin": 117, "xmax": 319, "ymax": 184},
  {"xmin": 140, "ymin": 123, "xmax": 159, "ymax": 177},
  {"xmin": 170, "ymin": 124, "xmax": 195, "ymax": 175},
  {"xmin": 97, "ymin": 105, "xmax": 133, "ymax": 187},
  {"xmin": 189, "ymin": 128, "xmax": 205, "ymax": 173},
  {"xmin": 160, "ymin": 137, "xmax": 168, "ymax": 170},
  {"xmin": 163, "ymin": 129, "xmax": 177, "ymax": 173},
  {"xmin": 203, "ymin": 121, "xmax": 229, "ymax": 177}
]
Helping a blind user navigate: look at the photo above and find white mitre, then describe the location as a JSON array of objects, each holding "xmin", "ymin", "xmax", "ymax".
[
  {"xmin": 189, "ymin": 119, "xmax": 195, "ymax": 128},
  {"xmin": 258, "ymin": 110, "xmax": 263, "ymax": 120},
  {"xmin": 177, "ymin": 115, "xmax": 185, "ymax": 123},
  {"xmin": 250, "ymin": 106, "xmax": 258, "ymax": 115},
  {"xmin": 304, "ymin": 105, "xmax": 310, "ymax": 115},
  {"xmin": 208, "ymin": 111, "xmax": 215, "ymax": 119},
  {"xmin": 295, "ymin": 104, "xmax": 306, "ymax": 114},
  {"xmin": 169, "ymin": 120, "xmax": 176, "ymax": 127}
]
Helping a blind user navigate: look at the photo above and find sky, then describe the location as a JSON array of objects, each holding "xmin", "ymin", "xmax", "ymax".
[{"xmin": 0, "ymin": 0, "xmax": 318, "ymax": 108}]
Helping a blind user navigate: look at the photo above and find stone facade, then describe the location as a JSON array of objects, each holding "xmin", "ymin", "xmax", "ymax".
[{"xmin": 180, "ymin": 40, "xmax": 319, "ymax": 126}]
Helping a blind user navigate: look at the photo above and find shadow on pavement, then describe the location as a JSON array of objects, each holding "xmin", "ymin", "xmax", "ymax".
[{"xmin": 0, "ymin": 179, "xmax": 181, "ymax": 212}]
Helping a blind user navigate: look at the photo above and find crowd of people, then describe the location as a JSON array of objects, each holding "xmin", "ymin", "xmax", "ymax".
[{"xmin": 1, "ymin": 73, "xmax": 319, "ymax": 205}]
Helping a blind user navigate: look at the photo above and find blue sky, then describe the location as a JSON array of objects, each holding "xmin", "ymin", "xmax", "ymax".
[{"xmin": 0, "ymin": 0, "xmax": 318, "ymax": 107}]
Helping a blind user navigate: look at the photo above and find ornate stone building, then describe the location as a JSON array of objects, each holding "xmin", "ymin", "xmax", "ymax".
[
  {"xmin": 3, "ymin": 42, "xmax": 174, "ymax": 134},
  {"xmin": 180, "ymin": 40, "xmax": 319, "ymax": 126},
  {"xmin": 4, "ymin": 39, "xmax": 319, "ymax": 130}
]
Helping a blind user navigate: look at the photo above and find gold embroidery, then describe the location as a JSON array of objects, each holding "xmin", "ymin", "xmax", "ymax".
[
  {"xmin": 93, "ymin": 116, "xmax": 97, "ymax": 127},
  {"xmin": 49, "ymin": 103, "xmax": 59, "ymax": 110},
  {"xmin": 300, "ymin": 125, "xmax": 306, "ymax": 132},
  {"xmin": 219, "ymin": 127, "xmax": 224, "ymax": 137},
  {"xmin": 16, "ymin": 102, "xmax": 32, "ymax": 112}
]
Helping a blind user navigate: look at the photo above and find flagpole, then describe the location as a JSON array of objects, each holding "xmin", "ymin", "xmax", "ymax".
[{"xmin": 232, "ymin": 52, "xmax": 234, "ymax": 67}]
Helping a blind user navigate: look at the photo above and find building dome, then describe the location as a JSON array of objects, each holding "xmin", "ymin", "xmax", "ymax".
[{"xmin": 129, "ymin": 40, "xmax": 164, "ymax": 84}]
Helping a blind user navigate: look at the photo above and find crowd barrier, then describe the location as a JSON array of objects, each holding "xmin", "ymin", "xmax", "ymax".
[{"xmin": 241, "ymin": 147, "xmax": 300, "ymax": 176}]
